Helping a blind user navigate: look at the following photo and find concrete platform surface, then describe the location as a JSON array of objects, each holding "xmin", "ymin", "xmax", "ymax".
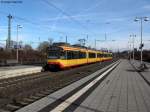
[
  {"xmin": 0, "ymin": 65, "xmax": 42, "ymax": 79},
  {"xmin": 74, "ymin": 60, "xmax": 150, "ymax": 112},
  {"xmin": 16, "ymin": 60, "xmax": 150, "ymax": 112},
  {"xmin": 131, "ymin": 60, "xmax": 150, "ymax": 84}
]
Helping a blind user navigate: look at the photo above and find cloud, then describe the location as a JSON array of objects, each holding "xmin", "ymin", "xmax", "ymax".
[
  {"xmin": 143, "ymin": 5, "xmax": 150, "ymax": 10},
  {"xmin": 83, "ymin": 0, "xmax": 105, "ymax": 12},
  {"xmin": 108, "ymin": 17, "xmax": 126, "ymax": 22},
  {"xmin": 40, "ymin": 13, "xmax": 101, "ymax": 22},
  {"xmin": 50, "ymin": 13, "xmax": 62, "ymax": 32},
  {"xmin": 0, "ymin": 28, "xmax": 7, "ymax": 32}
]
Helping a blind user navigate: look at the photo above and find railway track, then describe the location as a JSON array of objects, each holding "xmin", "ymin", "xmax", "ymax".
[
  {"xmin": 0, "ymin": 73, "xmax": 50, "ymax": 87},
  {"xmin": 0, "ymin": 60, "xmax": 117, "ymax": 112}
]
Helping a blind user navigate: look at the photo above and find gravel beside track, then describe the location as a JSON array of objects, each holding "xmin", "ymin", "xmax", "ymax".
[{"xmin": 0, "ymin": 60, "xmax": 117, "ymax": 112}]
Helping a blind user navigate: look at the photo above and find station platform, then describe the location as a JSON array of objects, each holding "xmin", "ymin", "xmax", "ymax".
[
  {"xmin": 74, "ymin": 60, "xmax": 150, "ymax": 112},
  {"xmin": 0, "ymin": 65, "xmax": 42, "ymax": 79},
  {"xmin": 130, "ymin": 60, "xmax": 150, "ymax": 83},
  {"xmin": 16, "ymin": 60, "xmax": 150, "ymax": 112}
]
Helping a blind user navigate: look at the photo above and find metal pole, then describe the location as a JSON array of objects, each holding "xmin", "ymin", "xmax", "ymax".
[
  {"xmin": 66, "ymin": 36, "xmax": 68, "ymax": 43},
  {"xmin": 16, "ymin": 25, "xmax": 19, "ymax": 63},
  {"xmin": 7, "ymin": 14, "xmax": 12, "ymax": 48},
  {"xmin": 86, "ymin": 34, "xmax": 88, "ymax": 47},
  {"xmin": 133, "ymin": 36, "xmax": 135, "ymax": 61},
  {"xmin": 128, "ymin": 40, "xmax": 131, "ymax": 60},
  {"xmin": 95, "ymin": 39, "xmax": 96, "ymax": 49},
  {"xmin": 130, "ymin": 42, "xmax": 131, "ymax": 60},
  {"xmin": 128, "ymin": 40, "xmax": 130, "ymax": 60},
  {"xmin": 65, "ymin": 36, "xmax": 68, "ymax": 59},
  {"xmin": 129, "ymin": 35, "xmax": 132, "ymax": 60},
  {"xmin": 140, "ymin": 18, "xmax": 143, "ymax": 64}
]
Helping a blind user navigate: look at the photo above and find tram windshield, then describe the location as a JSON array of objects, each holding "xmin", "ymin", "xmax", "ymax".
[{"xmin": 48, "ymin": 51, "xmax": 66, "ymax": 59}]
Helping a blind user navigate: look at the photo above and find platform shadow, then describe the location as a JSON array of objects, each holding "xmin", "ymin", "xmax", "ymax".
[{"xmin": 126, "ymin": 69, "xmax": 137, "ymax": 72}]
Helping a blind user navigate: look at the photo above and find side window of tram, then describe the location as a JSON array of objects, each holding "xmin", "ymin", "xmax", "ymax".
[
  {"xmin": 103, "ymin": 54, "xmax": 106, "ymax": 57},
  {"xmin": 97, "ymin": 53, "xmax": 102, "ymax": 58},
  {"xmin": 67, "ymin": 51, "xmax": 72, "ymax": 59},
  {"xmin": 89, "ymin": 53, "xmax": 96, "ymax": 58},
  {"xmin": 79, "ymin": 52, "xmax": 86, "ymax": 58},
  {"xmin": 60, "ymin": 52, "xmax": 66, "ymax": 59},
  {"xmin": 66, "ymin": 51, "xmax": 87, "ymax": 59},
  {"xmin": 66, "ymin": 51, "xmax": 79, "ymax": 59},
  {"xmin": 104, "ymin": 54, "xmax": 106, "ymax": 57},
  {"xmin": 72, "ymin": 51, "xmax": 79, "ymax": 59}
]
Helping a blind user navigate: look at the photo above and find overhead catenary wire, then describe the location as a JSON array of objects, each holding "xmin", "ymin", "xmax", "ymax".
[
  {"xmin": 42, "ymin": 0, "xmax": 97, "ymax": 36},
  {"xmin": 43, "ymin": 0, "xmax": 87, "ymax": 30},
  {"xmin": 1, "ymin": 11, "xmax": 93, "ymax": 40},
  {"xmin": 0, "ymin": 10, "xmax": 70, "ymax": 35}
]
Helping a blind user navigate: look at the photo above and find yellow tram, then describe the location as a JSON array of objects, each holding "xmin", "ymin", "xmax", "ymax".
[{"xmin": 43, "ymin": 43, "xmax": 112, "ymax": 71}]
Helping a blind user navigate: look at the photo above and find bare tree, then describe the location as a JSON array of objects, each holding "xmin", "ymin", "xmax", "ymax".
[
  {"xmin": 37, "ymin": 41, "xmax": 49, "ymax": 53},
  {"xmin": 24, "ymin": 44, "xmax": 32, "ymax": 51}
]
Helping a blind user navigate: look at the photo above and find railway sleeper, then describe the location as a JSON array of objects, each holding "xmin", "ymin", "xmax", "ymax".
[
  {"xmin": 0, "ymin": 109, "xmax": 11, "ymax": 112},
  {"xmin": 29, "ymin": 95, "xmax": 41, "ymax": 100},
  {"xmin": 23, "ymin": 98, "xmax": 35, "ymax": 103},
  {"xmin": 6, "ymin": 104, "xmax": 21, "ymax": 111},
  {"xmin": 16, "ymin": 101, "xmax": 29, "ymax": 106},
  {"xmin": 40, "ymin": 91, "xmax": 51, "ymax": 95},
  {"xmin": 35, "ymin": 93, "xmax": 45, "ymax": 97}
]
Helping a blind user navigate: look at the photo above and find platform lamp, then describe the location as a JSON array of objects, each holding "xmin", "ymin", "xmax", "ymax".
[
  {"xmin": 16, "ymin": 25, "xmax": 23, "ymax": 63},
  {"xmin": 130, "ymin": 34, "xmax": 136, "ymax": 61},
  {"xmin": 134, "ymin": 17, "xmax": 149, "ymax": 66}
]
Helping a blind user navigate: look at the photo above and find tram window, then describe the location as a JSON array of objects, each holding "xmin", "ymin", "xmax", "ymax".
[
  {"xmin": 98, "ymin": 54, "xmax": 103, "ymax": 57},
  {"xmin": 66, "ymin": 51, "xmax": 79, "ymax": 59},
  {"xmin": 48, "ymin": 51, "xmax": 65, "ymax": 59},
  {"xmin": 48, "ymin": 51, "xmax": 60, "ymax": 59},
  {"xmin": 110, "ymin": 54, "xmax": 112, "ymax": 57},
  {"xmin": 79, "ymin": 52, "xmax": 86, "ymax": 58},
  {"xmin": 107, "ymin": 54, "xmax": 109, "ymax": 57},
  {"xmin": 67, "ymin": 51, "xmax": 72, "ymax": 59},
  {"xmin": 60, "ymin": 52, "xmax": 66, "ymax": 59},
  {"xmin": 97, "ymin": 53, "xmax": 103, "ymax": 58},
  {"xmin": 89, "ymin": 53, "xmax": 96, "ymax": 58},
  {"xmin": 72, "ymin": 51, "xmax": 79, "ymax": 59},
  {"xmin": 103, "ymin": 54, "xmax": 106, "ymax": 57},
  {"xmin": 97, "ymin": 53, "xmax": 99, "ymax": 58}
]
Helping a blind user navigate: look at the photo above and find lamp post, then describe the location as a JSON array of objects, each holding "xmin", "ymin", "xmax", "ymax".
[
  {"xmin": 130, "ymin": 34, "xmax": 136, "ymax": 61},
  {"xmin": 134, "ymin": 17, "xmax": 149, "ymax": 65},
  {"xmin": 16, "ymin": 25, "xmax": 22, "ymax": 63},
  {"xmin": 128, "ymin": 40, "xmax": 131, "ymax": 60}
]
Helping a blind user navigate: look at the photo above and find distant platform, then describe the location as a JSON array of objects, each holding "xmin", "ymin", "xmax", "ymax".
[{"xmin": 0, "ymin": 65, "xmax": 42, "ymax": 79}]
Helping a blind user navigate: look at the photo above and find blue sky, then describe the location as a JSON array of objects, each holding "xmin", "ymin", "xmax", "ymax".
[{"xmin": 0, "ymin": 0, "xmax": 150, "ymax": 51}]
